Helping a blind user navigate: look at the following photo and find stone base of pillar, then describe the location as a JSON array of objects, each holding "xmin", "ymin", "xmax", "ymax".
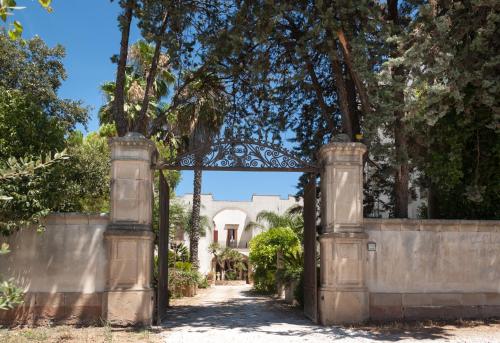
[
  {"xmin": 103, "ymin": 229, "xmax": 154, "ymax": 326},
  {"xmin": 319, "ymin": 231, "xmax": 369, "ymax": 325},
  {"xmin": 319, "ymin": 287, "xmax": 368, "ymax": 325},
  {"xmin": 104, "ymin": 289, "xmax": 154, "ymax": 326}
]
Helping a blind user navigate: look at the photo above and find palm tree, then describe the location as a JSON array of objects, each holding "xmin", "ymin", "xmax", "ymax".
[
  {"xmin": 99, "ymin": 40, "xmax": 174, "ymax": 133},
  {"xmin": 245, "ymin": 205, "xmax": 304, "ymax": 239},
  {"xmin": 169, "ymin": 200, "xmax": 212, "ymax": 240},
  {"xmin": 209, "ymin": 243, "xmax": 247, "ymax": 280},
  {"xmin": 174, "ymin": 73, "xmax": 227, "ymax": 269}
]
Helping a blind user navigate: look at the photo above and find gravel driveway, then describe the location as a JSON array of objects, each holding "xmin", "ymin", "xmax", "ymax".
[{"xmin": 161, "ymin": 284, "xmax": 500, "ymax": 343}]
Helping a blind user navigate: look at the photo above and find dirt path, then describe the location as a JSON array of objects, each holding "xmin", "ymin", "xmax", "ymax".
[{"xmin": 160, "ymin": 284, "xmax": 500, "ymax": 343}]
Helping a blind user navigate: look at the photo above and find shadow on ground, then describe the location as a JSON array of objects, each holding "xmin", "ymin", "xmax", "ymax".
[{"xmin": 162, "ymin": 289, "xmax": 457, "ymax": 341}]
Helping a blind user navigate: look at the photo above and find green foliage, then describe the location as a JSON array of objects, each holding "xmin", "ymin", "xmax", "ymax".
[
  {"xmin": 0, "ymin": 0, "xmax": 52, "ymax": 40},
  {"xmin": 0, "ymin": 31, "xmax": 102, "ymax": 230},
  {"xmin": 99, "ymin": 40, "xmax": 174, "ymax": 132},
  {"xmin": 197, "ymin": 276, "xmax": 209, "ymax": 289},
  {"xmin": 173, "ymin": 261, "xmax": 192, "ymax": 272},
  {"xmin": 24, "ymin": 130, "xmax": 109, "ymax": 214},
  {"xmin": 0, "ymin": 242, "xmax": 9, "ymax": 255},
  {"xmin": 277, "ymin": 250, "xmax": 303, "ymax": 284},
  {"xmin": 169, "ymin": 242, "xmax": 189, "ymax": 263},
  {"xmin": 245, "ymin": 206, "xmax": 304, "ymax": 240},
  {"xmin": 0, "ymin": 34, "xmax": 87, "ymax": 130},
  {"xmin": 168, "ymin": 269, "xmax": 197, "ymax": 287},
  {"xmin": 164, "ymin": 200, "xmax": 211, "ymax": 240},
  {"xmin": 0, "ymin": 32, "xmax": 87, "ymax": 163},
  {"xmin": 225, "ymin": 271, "xmax": 237, "ymax": 281},
  {"xmin": 0, "ymin": 129, "xmax": 110, "ymax": 234},
  {"xmin": 0, "ymin": 87, "xmax": 66, "ymax": 161},
  {"xmin": 0, "ymin": 151, "xmax": 69, "ymax": 234},
  {"xmin": 209, "ymin": 243, "xmax": 247, "ymax": 280},
  {"xmin": 0, "ymin": 278, "xmax": 23, "ymax": 310},
  {"xmin": 249, "ymin": 227, "xmax": 301, "ymax": 292},
  {"xmin": 276, "ymin": 250, "xmax": 304, "ymax": 306},
  {"xmin": 374, "ymin": 1, "xmax": 500, "ymax": 218},
  {"xmin": 168, "ymin": 268, "xmax": 202, "ymax": 297},
  {"xmin": 0, "ymin": 144, "xmax": 68, "ymax": 313}
]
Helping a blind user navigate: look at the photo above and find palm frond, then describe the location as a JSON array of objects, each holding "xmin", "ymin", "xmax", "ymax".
[{"xmin": 244, "ymin": 220, "xmax": 263, "ymax": 232}]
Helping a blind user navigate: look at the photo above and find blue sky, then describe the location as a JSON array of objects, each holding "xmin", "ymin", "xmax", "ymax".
[{"xmin": 12, "ymin": 0, "xmax": 303, "ymax": 200}]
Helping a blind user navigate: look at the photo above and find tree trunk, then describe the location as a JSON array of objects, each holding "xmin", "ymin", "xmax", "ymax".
[
  {"xmin": 114, "ymin": 0, "xmax": 134, "ymax": 136},
  {"xmin": 325, "ymin": 28, "xmax": 355, "ymax": 139},
  {"xmin": 135, "ymin": 10, "xmax": 169, "ymax": 135},
  {"xmin": 330, "ymin": 57, "xmax": 354, "ymax": 139},
  {"xmin": 304, "ymin": 57, "xmax": 336, "ymax": 134},
  {"xmin": 388, "ymin": 0, "xmax": 409, "ymax": 218},
  {"xmin": 190, "ymin": 165, "xmax": 202, "ymax": 269},
  {"xmin": 345, "ymin": 68, "xmax": 361, "ymax": 137},
  {"xmin": 394, "ymin": 110, "xmax": 409, "ymax": 218},
  {"xmin": 336, "ymin": 29, "xmax": 372, "ymax": 117},
  {"xmin": 427, "ymin": 182, "xmax": 439, "ymax": 219}
]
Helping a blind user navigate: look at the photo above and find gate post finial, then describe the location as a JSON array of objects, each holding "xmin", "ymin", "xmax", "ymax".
[{"xmin": 317, "ymin": 142, "xmax": 369, "ymax": 325}]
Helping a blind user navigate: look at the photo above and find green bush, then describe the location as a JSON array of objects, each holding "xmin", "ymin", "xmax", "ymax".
[
  {"xmin": 197, "ymin": 277, "xmax": 209, "ymax": 288},
  {"xmin": 277, "ymin": 250, "xmax": 303, "ymax": 283},
  {"xmin": 225, "ymin": 271, "xmax": 237, "ymax": 280},
  {"xmin": 168, "ymin": 269, "xmax": 198, "ymax": 297},
  {"xmin": 253, "ymin": 268, "xmax": 276, "ymax": 293},
  {"xmin": 174, "ymin": 261, "xmax": 192, "ymax": 271},
  {"xmin": 249, "ymin": 226, "xmax": 301, "ymax": 293}
]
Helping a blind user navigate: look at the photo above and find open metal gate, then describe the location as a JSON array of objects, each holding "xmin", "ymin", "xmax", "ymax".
[
  {"xmin": 154, "ymin": 139, "xmax": 319, "ymax": 323},
  {"xmin": 157, "ymin": 170, "xmax": 170, "ymax": 323},
  {"xmin": 303, "ymin": 174, "xmax": 318, "ymax": 323}
]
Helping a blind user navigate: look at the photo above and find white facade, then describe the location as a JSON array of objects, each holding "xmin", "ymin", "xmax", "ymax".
[{"xmin": 175, "ymin": 194, "xmax": 303, "ymax": 274}]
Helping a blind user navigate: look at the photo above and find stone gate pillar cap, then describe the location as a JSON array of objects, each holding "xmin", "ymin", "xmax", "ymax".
[
  {"xmin": 318, "ymin": 142, "xmax": 367, "ymax": 159},
  {"xmin": 109, "ymin": 132, "xmax": 156, "ymax": 151},
  {"xmin": 125, "ymin": 131, "xmax": 145, "ymax": 139}
]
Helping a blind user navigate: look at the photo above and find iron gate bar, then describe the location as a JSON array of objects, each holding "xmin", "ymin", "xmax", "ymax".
[
  {"xmin": 153, "ymin": 166, "xmax": 318, "ymax": 172},
  {"xmin": 303, "ymin": 173, "xmax": 318, "ymax": 323},
  {"xmin": 154, "ymin": 138, "xmax": 319, "ymax": 172},
  {"xmin": 157, "ymin": 170, "xmax": 170, "ymax": 323}
]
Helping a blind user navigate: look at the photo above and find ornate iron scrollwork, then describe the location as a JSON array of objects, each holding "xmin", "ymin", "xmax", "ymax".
[{"xmin": 155, "ymin": 139, "xmax": 318, "ymax": 172}]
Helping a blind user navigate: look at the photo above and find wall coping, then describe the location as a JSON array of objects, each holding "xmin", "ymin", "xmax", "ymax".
[
  {"xmin": 43, "ymin": 212, "xmax": 110, "ymax": 226},
  {"xmin": 364, "ymin": 218, "xmax": 500, "ymax": 232},
  {"xmin": 176, "ymin": 193, "xmax": 301, "ymax": 203}
]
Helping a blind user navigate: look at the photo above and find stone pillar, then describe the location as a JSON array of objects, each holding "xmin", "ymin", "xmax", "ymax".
[
  {"xmin": 318, "ymin": 143, "xmax": 368, "ymax": 325},
  {"xmin": 104, "ymin": 132, "xmax": 156, "ymax": 326}
]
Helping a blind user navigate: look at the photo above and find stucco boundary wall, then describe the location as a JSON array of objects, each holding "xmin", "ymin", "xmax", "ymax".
[
  {"xmin": 0, "ymin": 213, "xmax": 109, "ymax": 326},
  {"xmin": 364, "ymin": 218, "xmax": 500, "ymax": 322}
]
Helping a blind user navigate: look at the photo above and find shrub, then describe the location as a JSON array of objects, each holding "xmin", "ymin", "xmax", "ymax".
[
  {"xmin": 249, "ymin": 226, "xmax": 301, "ymax": 293},
  {"xmin": 174, "ymin": 261, "xmax": 192, "ymax": 271},
  {"xmin": 197, "ymin": 277, "xmax": 209, "ymax": 288},
  {"xmin": 225, "ymin": 271, "xmax": 237, "ymax": 280},
  {"xmin": 277, "ymin": 250, "xmax": 304, "ymax": 283},
  {"xmin": 168, "ymin": 269, "xmax": 198, "ymax": 298}
]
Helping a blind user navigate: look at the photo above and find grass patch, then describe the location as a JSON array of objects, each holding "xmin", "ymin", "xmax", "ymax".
[{"xmin": 0, "ymin": 325, "xmax": 162, "ymax": 343}]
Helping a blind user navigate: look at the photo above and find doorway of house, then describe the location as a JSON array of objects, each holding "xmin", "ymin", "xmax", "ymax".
[{"xmin": 154, "ymin": 138, "xmax": 320, "ymax": 324}]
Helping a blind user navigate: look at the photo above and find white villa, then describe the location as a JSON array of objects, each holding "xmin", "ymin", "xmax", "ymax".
[{"xmin": 174, "ymin": 194, "xmax": 303, "ymax": 275}]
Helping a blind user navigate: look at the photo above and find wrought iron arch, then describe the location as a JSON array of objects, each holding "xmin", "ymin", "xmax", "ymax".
[{"xmin": 154, "ymin": 138, "xmax": 318, "ymax": 172}]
